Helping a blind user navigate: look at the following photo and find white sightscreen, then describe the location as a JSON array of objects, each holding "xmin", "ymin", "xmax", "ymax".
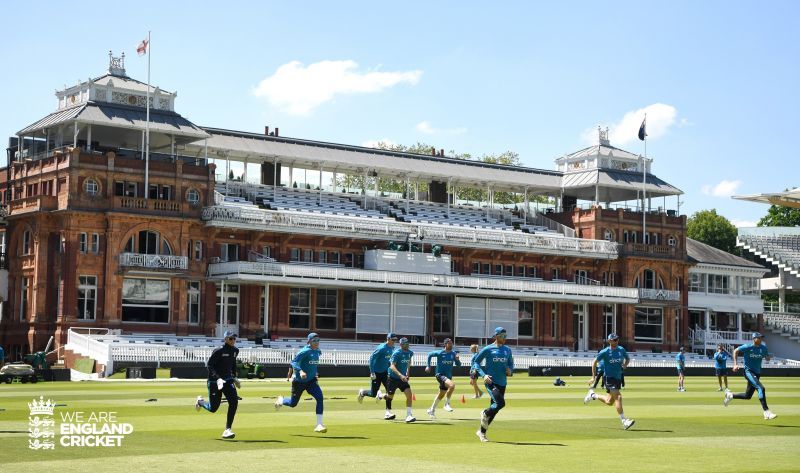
[
  {"xmin": 488, "ymin": 298, "xmax": 519, "ymax": 339},
  {"xmin": 393, "ymin": 293, "xmax": 426, "ymax": 336},
  {"xmin": 455, "ymin": 297, "xmax": 487, "ymax": 338},
  {"xmin": 356, "ymin": 291, "xmax": 392, "ymax": 334}
]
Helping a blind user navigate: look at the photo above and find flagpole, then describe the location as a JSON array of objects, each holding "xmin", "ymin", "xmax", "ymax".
[
  {"xmin": 144, "ymin": 31, "xmax": 151, "ymax": 200},
  {"xmin": 642, "ymin": 113, "xmax": 647, "ymax": 241}
]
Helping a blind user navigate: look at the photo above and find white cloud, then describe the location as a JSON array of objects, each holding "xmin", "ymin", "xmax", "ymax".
[
  {"xmin": 731, "ymin": 219, "xmax": 757, "ymax": 228},
  {"xmin": 253, "ymin": 60, "xmax": 422, "ymax": 116},
  {"xmin": 362, "ymin": 138, "xmax": 397, "ymax": 149},
  {"xmin": 701, "ymin": 179, "xmax": 742, "ymax": 197},
  {"xmin": 581, "ymin": 103, "xmax": 679, "ymax": 146},
  {"xmin": 415, "ymin": 120, "xmax": 467, "ymax": 135}
]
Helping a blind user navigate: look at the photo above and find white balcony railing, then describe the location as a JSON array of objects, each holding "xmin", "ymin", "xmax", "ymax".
[
  {"xmin": 201, "ymin": 205, "xmax": 619, "ymax": 259},
  {"xmin": 639, "ymin": 288, "xmax": 681, "ymax": 302},
  {"xmin": 208, "ymin": 261, "xmax": 640, "ymax": 303},
  {"xmin": 119, "ymin": 253, "xmax": 188, "ymax": 270}
]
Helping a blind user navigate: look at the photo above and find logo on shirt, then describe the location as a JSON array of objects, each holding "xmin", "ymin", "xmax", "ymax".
[{"xmin": 492, "ymin": 357, "xmax": 507, "ymax": 363}]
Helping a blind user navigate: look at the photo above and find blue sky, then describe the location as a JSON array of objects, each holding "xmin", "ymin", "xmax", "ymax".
[{"xmin": 2, "ymin": 0, "xmax": 798, "ymax": 226}]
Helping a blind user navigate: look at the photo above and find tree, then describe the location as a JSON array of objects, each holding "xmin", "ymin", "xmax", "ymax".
[
  {"xmin": 687, "ymin": 209, "xmax": 738, "ymax": 254},
  {"xmin": 757, "ymin": 199, "xmax": 800, "ymax": 227}
]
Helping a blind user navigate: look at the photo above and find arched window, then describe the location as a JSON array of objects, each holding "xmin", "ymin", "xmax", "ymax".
[
  {"xmin": 84, "ymin": 178, "xmax": 99, "ymax": 196},
  {"xmin": 603, "ymin": 229, "xmax": 615, "ymax": 241},
  {"xmin": 124, "ymin": 230, "xmax": 172, "ymax": 255},
  {"xmin": 186, "ymin": 188, "xmax": 200, "ymax": 205},
  {"xmin": 667, "ymin": 235, "xmax": 677, "ymax": 247}
]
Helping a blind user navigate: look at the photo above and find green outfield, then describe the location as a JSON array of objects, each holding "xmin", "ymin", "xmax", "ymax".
[{"xmin": 0, "ymin": 375, "xmax": 798, "ymax": 472}]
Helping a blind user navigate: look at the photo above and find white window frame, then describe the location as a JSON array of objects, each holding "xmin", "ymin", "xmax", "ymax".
[
  {"xmin": 20, "ymin": 276, "xmax": 29, "ymax": 321},
  {"xmin": 84, "ymin": 178, "xmax": 99, "ymax": 196},
  {"xmin": 77, "ymin": 276, "xmax": 97, "ymax": 320},
  {"xmin": 90, "ymin": 233, "xmax": 100, "ymax": 254},
  {"xmin": 79, "ymin": 233, "xmax": 88, "ymax": 253},
  {"xmin": 22, "ymin": 230, "xmax": 31, "ymax": 255},
  {"xmin": 188, "ymin": 281, "xmax": 201, "ymax": 325},
  {"xmin": 194, "ymin": 240, "xmax": 203, "ymax": 261},
  {"xmin": 634, "ymin": 306, "xmax": 663, "ymax": 342},
  {"xmin": 315, "ymin": 288, "xmax": 338, "ymax": 330},
  {"xmin": 518, "ymin": 300, "xmax": 534, "ymax": 338},
  {"xmin": 187, "ymin": 188, "xmax": 200, "ymax": 205},
  {"xmin": 289, "ymin": 287, "xmax": 311, "ymax": 329}
]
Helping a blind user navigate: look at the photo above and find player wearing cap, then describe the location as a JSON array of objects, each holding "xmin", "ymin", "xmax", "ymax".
[
  {"xmin": 676, "ymin": 346, "xmax": 687, "ymax": 392},
  {"xmin": 274, "ymin": 332, "xmax": 327, "ymax": 432},
  {"xmin": 386, "ymin": 337, "xmax": 416, "ymax": 423},
  {"xmin": 472, "ymin": 327, "xmax": 514, "ymax": 442},
  {"xmin": 583, "ymin": 333, "xmax": 635, "ymax": 430},
  {"xmin": 195, "ymin": 330, "xmax": 240, "ymax": 439},
  {"xmin": 713, "ymin": 343, "xmax": 730, "ymax": 391},
  {"xmin": 357, "ymin": 333, "xmax": 397, "ymax": 420},
  {"xmin": 468, "ymin": 344, "xmax": 484, "ymax": 399},
  {"xmin": 425, "ymin": 338, "xmax": 461, "ymax": 419},
  {"xmin": 724, "ymin": 332, "xmax": 777, "ymax": 420}
]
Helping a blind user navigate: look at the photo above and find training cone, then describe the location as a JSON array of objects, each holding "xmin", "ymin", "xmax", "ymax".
[{"xmin": 461, "ymin": 394, "xmax": 466, "ymax": 404}]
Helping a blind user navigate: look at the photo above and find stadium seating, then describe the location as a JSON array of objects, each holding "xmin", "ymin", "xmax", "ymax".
[{"xmin": 738, "ymin": 234, "xmax": 800, "ymax": 275}]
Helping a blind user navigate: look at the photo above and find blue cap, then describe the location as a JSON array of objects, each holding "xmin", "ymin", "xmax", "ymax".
[
  {"xmin": 494, "ymin": 327, "xmax": 507, "ymax": 337},
  {"xmin": 387, "ymin": 332, "xmax": 398, "ymax": 340},
  {"xmin": 607, "ymin": 333, "xmax": 619, "ymax": 341},
  {"xmin": 752, "ymin": 332, "xmax": 763, "ymax": 339},
  {"xmin": 307, "ymin": 332, "xmax": 320, "ymax": 342},
  {"xmin": 223, "ymin": 330, "xmax": 237, "ymax": 339},
  {"xmin": 399, "ymin": 337, "xmax": 410, "ymax": 345}
]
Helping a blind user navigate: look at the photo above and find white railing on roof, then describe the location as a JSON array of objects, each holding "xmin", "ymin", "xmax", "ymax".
[
  {"xmin": 529, "ymin": 208, "xmax": 576, "ymax": 238},
  {"xmin": 764, "ymin": 302, "xmax": 800, "ymax": 314},
  {"xmin": 638, "ymin": 288, "xmax": 681, "ymax": 302},
  {"xmin": 119, "ymin": 253, "xmax": 188, "ymax": 270},
  {"xmin": 208, "ymin": 261, "xmax": 640, "ymax": 303},
  {"xmin": 201, "ymin": 205, "xmax": 618, "ymax": 259},
  {"xmin": 738, "ymin": 226, "xmax": 800, "ymax": 237}
]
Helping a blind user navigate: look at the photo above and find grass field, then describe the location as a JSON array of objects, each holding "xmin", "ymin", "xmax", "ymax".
[{"xmin": 1, "ymin": 374, "xmax": 798, "ymax": 472}]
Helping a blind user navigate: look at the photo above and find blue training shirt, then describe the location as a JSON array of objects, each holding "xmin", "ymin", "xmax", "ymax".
[
  {"xmin": 389, "ymin": 348, "xmax": 414, "ymax": 380},
  {"xmin": 595, "ymin": 346, "xmax": 629, "ymax": 379},
  {"xmin": 676, "ymin": 352, "xmax": 685, "ymax": 369},
  {"xmin": 291, "ymin": 346, "xmax": 321, "ymax": 382},
  {"xmin": 713, "ymin": 351, "xmax": 729, "ymax": 370},
  {"xmin": 472, "ymin": 343, "xmax": 514, "ymax": 386},
  {"xmin": 737, "ymin": 343, "xmax": 770, "ymax": 374},
  {"xmin": 369, "ymin": 342, "xmax": 394, "ymax": 373},
  {"xmin": 427, "ymin": 349, "xmax": 461, "ymax": 379}
]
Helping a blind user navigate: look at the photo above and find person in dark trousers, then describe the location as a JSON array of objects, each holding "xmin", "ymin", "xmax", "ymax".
[
  {"xmin": 275, "ymin": 332, "xmax": 327, "ymax": 432},
  {"xmin": 724, "ymin": 332, "xmax": 776, "ymax": 420},
  {"xmin": 195, "ymin": 330, "xmax": 240, "ymax": 439}
]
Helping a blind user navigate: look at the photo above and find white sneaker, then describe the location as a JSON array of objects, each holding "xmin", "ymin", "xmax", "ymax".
[
  {"xmin": 195, "ymin": 396, "xmax": 204, "ymax": 412},
  {"xmin": 384, "ymin": 411, "xmax": 396, "ymax": 420},
  {"xmin": 426, "ymin": 408, "xmax": 436, "ymax": 419},
  {"xmin": 376, "ymin": 390, "xmax": 384, "ymax": 402},
  {"xmin": 274, "ymin": 395, "xmax": 284, "ymax": 410},
  {"xmin": 357, "ymin": 389, "xmax": 366, "ymax": 404},
  {"xmin": 443, "ymin": 403, "xmax": 454, "ymax": 412},
  {"xmin": 480, "ymin": 410, "xmax": 490, "ymax": 430},
  {"xmin": 221, "ymin": 428, "xmax": 235, "ymax": 439},
  {"xmin": 476, "ymin": 429, "xmax": 488, "ymax": 442},
  {"xmin": 405, "ymin": 415, "xmax": 416, "ymax": 423},
  {"xmin": 314, "ymin": 424, "xmax": 328, "ymax": 432},
  {"xmin": 723, "ymin": 390, "xmax": 733, "ymax": 407},
  {"xmin": 583, "ymin": 389, "xmax": 595, "ymax": 404},
  {"xmin": 763, "ymin": 410, "xmax": 777, "ymax": 420},
  {"xmin": 622, "ymin": 418, "xmax": 635, "ymax": 430}
]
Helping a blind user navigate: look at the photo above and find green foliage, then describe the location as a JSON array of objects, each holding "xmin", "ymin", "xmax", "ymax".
[
  {"xmin": 757, "ymin": 203, "xmax": 800, "ymax": 227},
  {"xmin": 687, "ymin": 209, "xmax": 738, "ymax": 254}
]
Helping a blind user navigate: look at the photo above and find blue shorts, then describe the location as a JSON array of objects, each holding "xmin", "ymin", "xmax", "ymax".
[
  {"xmin": 435, "ymin": 373, "xmax": 452, "ymax": 390},
  {"xmin": 715, "ymin": 368, "xmax": 728, "ymax": 376},
  {"xmin": 604, "ymin": 376, "xmax": 622, "ymax": 392}
]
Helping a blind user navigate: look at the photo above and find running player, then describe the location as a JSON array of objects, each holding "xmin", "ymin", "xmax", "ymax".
[
  {"xmin": 386, "ymin": 337, "xmax": 416, "ymax": 423},
  {"xmin": 195, "ymin": 330, "xmax": 240, "ymax": 439},
  {"xmin": 472, "ymin": 327, "xmax": 514, "ymax": 442},
  {"xmin": 713, "ymin": 343, "xmax": 730, "ymax": 391},
  {"xmin": 676, "ymin": 346, "xmax": 686, "ymax": 392},
  {"xmin": 274, "ymin": 332, "xmax": 327, "ymax": 432},
  {"xmin": 583, "ymin": 333, "xmax": 635, "ymax": 430},
  {"xmin": 357, "ymin": 333, "xmax": 397, "ymax": 419},
  {"xmin": 724, "ymin": 332, "xmax": 777, "ymax": 419},
  {"xmin": 425, "ymin": 338, "xmax": 461, "ymax": 418},
  {"xmin": 468, "ymin": 344, "xmax": 484, "ymax": 399}
]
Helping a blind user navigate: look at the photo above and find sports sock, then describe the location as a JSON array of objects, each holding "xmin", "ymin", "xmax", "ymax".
[
  {"xmin": 619, "ymin": 413, "xmax": 626, "ymax": 421},
  {"xmin": 431, "ymin": 397, "xmax": 441, "ymax": 410},
  {"xmin": 317, "ymin": 414, "xmax": 323, "ymax": 425},
  {"xmin": 406, "ymin": 407, "xmax": 413, "ymax": 416}
]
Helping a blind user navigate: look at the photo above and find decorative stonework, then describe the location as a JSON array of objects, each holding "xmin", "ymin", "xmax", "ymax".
[{"xmin": 108, "ymin": 51, "xmax": 126, "ymax": 77}]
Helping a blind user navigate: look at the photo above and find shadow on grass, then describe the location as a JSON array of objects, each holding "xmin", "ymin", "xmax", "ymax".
[
  {"xmin": 737, "ymin": 423, "xmax": 800, "ymax": 429},
  {"xmin": 493, "ymin": 441, "xmax": 567, "ymax": 446},
  {"xmin": 291, "ymin": 435, "xmax": 368, "ymax": 440},
  {"xmin": 215, "ymin": 439, "xmax": 287, "ymax": 443},
  {"xmin": 0, "ymin": 430, "xmax": 29, "ymax": 434},
  {"xmin": 629, "ymin": 429, "xmax": 674, "ymax": 433}
]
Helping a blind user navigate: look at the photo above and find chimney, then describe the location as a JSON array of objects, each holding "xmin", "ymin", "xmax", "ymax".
[
  {"xmin": 275, "ymin": 127, "xmax": 279, "ymax": 137},
  {"xmin": 440, "ymin": 148, "xmax": 444, "ymax": 157},
  {"xmin": 431, "ymin": 148, "xmax": 437, "ymax": 156},
  {"xmin": 265, "ymin": 126, "xmax": 270, "ymax": 135}
]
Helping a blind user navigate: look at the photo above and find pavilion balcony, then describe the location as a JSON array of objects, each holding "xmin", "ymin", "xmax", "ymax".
[
  {"xmin": 620, "ymin": 243, "xmax": 681, "ymax": 259},
  {"xmin": 638, "ymin": 288, "xmax": 681, "ymax": 302},
  {"xmin": 8, "ymin": 195, "xmax": 59, "ymax": 215},
  {"xmin": 119, "ymin": 253, "xmax": 188, "ymax": 271}
]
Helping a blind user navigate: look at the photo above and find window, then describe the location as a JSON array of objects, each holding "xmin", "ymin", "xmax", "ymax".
[
  {"xmin": 0, "ymin": 232, "xmax": 5, "ymax": 255},
  {"xmin": 631, "ymin": 231, "xmax": 637, "ymax": 243},
  {"xmin": 22, "ymin": 230, "xmax": 31, "ymax": 255},
  {"xmin": 708, "ymin": 274, "xmax": 730, "ymax": 294},
  {"xmin": 342, "ymin": 290, "xmax": 356, "ymax": 329},
  {"xmin": 215, "ymin": 284, "xmax": 239, "ymax": 325},
  {"xmin": 20, "ymin": 277, "xmax": 29, "ymax": 321},
  {"xmin": 290, "ymin": 248, "xmax": 300, "ymax": 262},
  {"xmin": 528, "ymin": 267, "xmax": 537, "ymax": 278},
  {"xmin": 689, "ymin": 273, "xmax": 705, "ymax": 293},
  {"xmin": 79, "ymin": 233, "xmax": 88, "ymax": 253},
  {"xmin": 194, "ymin": 241, "xmax": 203, "ymax": 261},
  {"xmin": 505, "ymin": 265, "xmax": 514, "ymax": 277},
  {"xmin": 623, "ymin": 230, "xmax": 629, "ymax": 242},
  {"xmin": 220, "ymin": 243, "xmax": 238, "ymax": 262},
  {"xmin": 160, "ymin": 185, "xmax": 172, "ymax": 200},
  {"xmin": 668, "ymin": 235, "xmax": 677, "ymax": 247},
  {"xmin": 130, "ymin": 230, "xmax": 171, "ymax": 255},
  {"xmin": 550, "ymin": 304, "xmax": 558, "ymax": 338},
  {"xmin": 126, "ymin": 182, "xmax": 138, "ymax": 197},
  {"xmin": 634, "ymin": 307, "xmax": 663, "ymax": 342},
  {"xmin": 289, "ymin": 288, "xmax": 311, "ymax": 329},
  {"xmin": 303, "ymin": 249, "xmax": 313, "ymax": 262},
  {"xmin": 482, "ymin": 263, "xmax": 491, "ymax": 274},
  {"xmin": 517, "ymin": 266, "xmax": 525, "ymax": 278},
  {"xmin": 259, "ymin": 287, "xmax": 267, "ymax": 327},
  {"xmin": 472, "ymin": 262, "xmax": 481, "ymax": 274},
  {"xmin": 261, "ymin": 246, "xmax": 271, "ymax": 259},
  {"xmin": 315, "ymin": 289, "xmax": 337, "ymax": 330},
  {"xmin": 84, "ymin": 178, "xmax": 99, "ymax": 196},
  {"xmin": 90, "ymin": 233, "xmax": 100, "ymax": 254},
  {"xmin": 187, "ymin": 188, "xmax": 200, "ymax": 205},
  {"xmin": 121, "ymin": 278, "xmax": 170, "ymax": 323},
  {"xmin": 518, "ymin": 301, "xmax": 534, "ymax": 338},
  {"xmin": 575, "ymin": 269, "xmax": 588, "ymax": 284},
  {"xmin": 433, "ymin": 296, "xmax": 453, "ymax": 334},
  {"xmin": 355, "ymin": 254, "xmax": 364, "ymax": 268},
  {"xmin": 115, "ymin": 181, "xmax": 125, "ymax": 196},
  {"xmin": 494, "ymin": 264, "xmax": 503, "ymax": 276},
  {"xmin": 741, "ymin": 277, "xmax": 760, "ymax": 295},
  {"xmin": 643, "ymin": 269, "xmax": 656, "ymax": 289},
  {"xmin": 77, "ymin": 276, "xmax": 97, "ymax": 320},
  {"xmin": 329, "ymin": 251, "xmax": 340, "ymax": 265},
  {"xmin": 148, "ymin": 184, "xmax": 159, "ymax": 200},
  {"xmin": 317, "ymin": 251, "xmax": 327, "ymax": 264},
  {"xmin": 552, "ymin": 268, "xmax": 561, "ymax": 280},
  {"xmin": 603, "ymin": 304, "xmax": 615, "ymax": 338},
  {"xmin": 603, "ymin": 229, "xmax": 614, "ymax": 241},
  {"xmin": 188, "ymin": 281, "xmax": 201, "ymax": 325}
]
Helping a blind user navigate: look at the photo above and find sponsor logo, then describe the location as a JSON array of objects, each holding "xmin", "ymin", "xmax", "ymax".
[{"xmin": 28, "ymin": 396, "xmax": 134, "ymax": 449}]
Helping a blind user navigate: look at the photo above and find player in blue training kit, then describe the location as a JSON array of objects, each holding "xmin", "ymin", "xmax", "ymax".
[
  {"xmin": 386, "ymin": 337, "xmax": 417, "ymax": 423},
  {"xmin": 713, "ymin": 343, "xmax": 730, "ymax": 391},
  {"xmin": 468, "ymin": 344, "xmax": 484, "ymax": 399},
  {"xmin": 195, "ymin": 330, "xmax": 240, "ymax": 439},
  {"xmin": 724, "ymin": 332, "xmax": 777, "ymax": 419},
  {"xmin": 591, "ymin": 345, "xmax": 606, "ymax": 389},
  {"xmin": 425, "ymin": 338, "xmax": 462, "ymax": 418},
  {"xmin": 676, "ymin": 346, "xmax": 686, "ymax": 392},
  {"xmin": 275, "ymin": 332, "xmax": 327, "ymax": 432},
  {"xmin": 357, "ymin": 333, "xmax": 397, "ymax": 419},
  {"xmin": 584, "ymin": 333, "xmax": 635, "ymax": 430},
  {"xmin": 472, "ymin": 327, "xmax": 514, "ymax": 442}
]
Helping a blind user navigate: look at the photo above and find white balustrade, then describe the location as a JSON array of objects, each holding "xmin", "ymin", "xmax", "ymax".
[
  {"xmin": 639, "ymin": 288, "xmax": 681, "ymax": 301},
  {"xmin": 119, "ymin": 252, "xmax": 188, "ymax": 270}
]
